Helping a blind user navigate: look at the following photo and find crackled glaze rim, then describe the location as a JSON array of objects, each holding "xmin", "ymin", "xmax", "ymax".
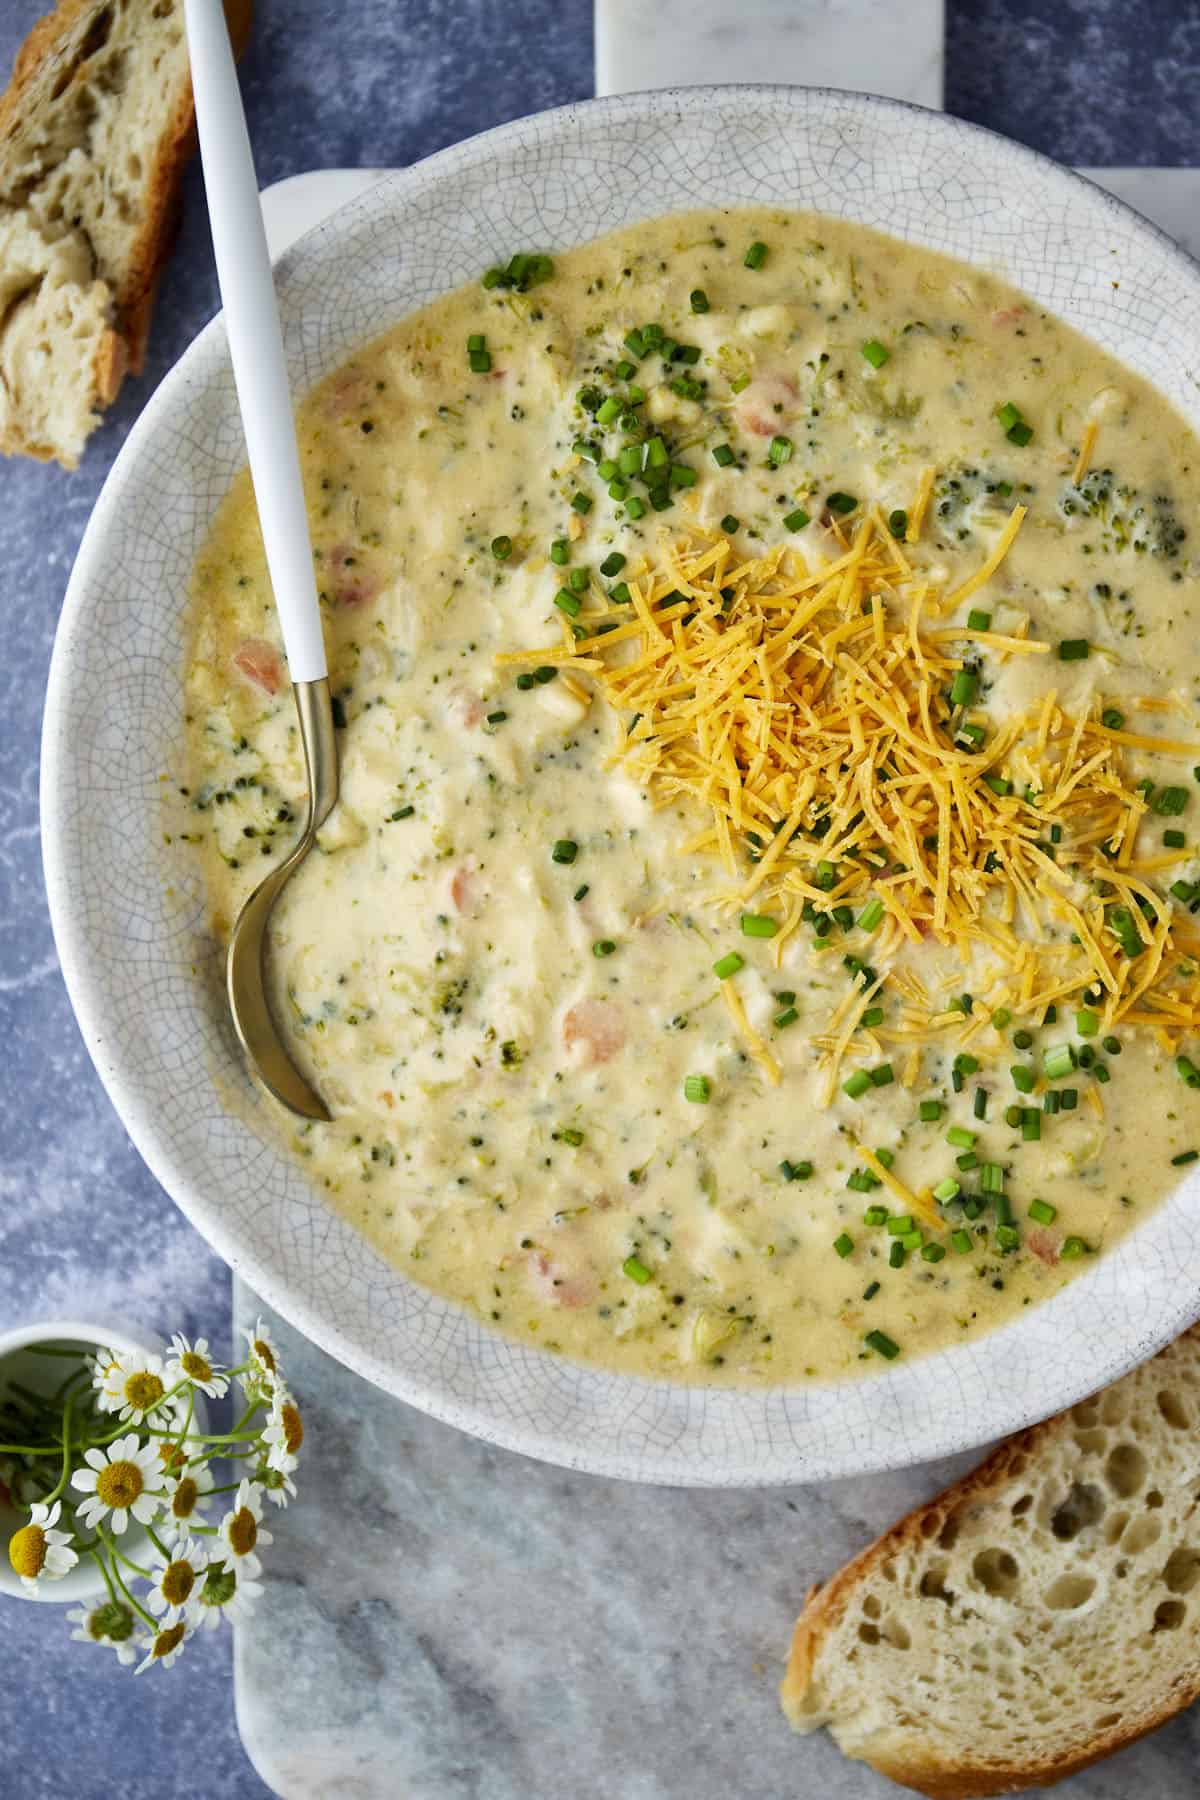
[{"xmin": 43, "ymin": 86, "xmax": 1200, "ymax": 1486}]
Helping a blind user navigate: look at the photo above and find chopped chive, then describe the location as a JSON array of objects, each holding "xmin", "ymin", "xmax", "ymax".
[
  {"xmin": 768, "ymin": 435, "xmax": 793, "ymax": 467},
  {"xmin": 599, "ymin": 552, "xmax": 626, "ymax": 579},
  {"xmin": 951, "ymin": 1228, "xmax": 973, "ymax": 1255},
  {"xmin": 967, "ymin": 608, "xmax": 992, "ymax": 631},
  {"xmin": 1005, "ymin": 1104, "xmax": 1023, "ymax": 1128},
  {"xmin": 995, "ymin": 1223, "xmax": 1021, "ymax": 1251},
  {"xmin": 864, "ymin": 1329, "xmax": 900, "ymax": 1360},
  {"xmin": 826, "ymin": 491, "xmax": 858, "ymax": 516},
  {"xmin": 984, "ymin": 774, "xmax": 1012, "ymax": 798},
  {"xmin": 919, "ymin": 1100, "xmax": 942, "ymax": 1122},
  {"xmin": 485, "ymin": 710, "xmax": 507, "ymax": 726},
  {"xmin": 1101, "ymin": 707, "xmax": 1125, "ymax": 730},
  {"xmin": 886, "ymin": 1215, "xmax": 915, "ymax": 1238},
  {"xmin": 1022, "ymin": 1108, "xmax": 1041, "ymax": 1141},
  {"xmin": 683, "ymin": 1073, "xmax": 711, "ymax": 1103},
  {"xmin": 573, "ymin": 884, "xmax": 589, "ymax": 902},
  {"xmin": 567, "ymin": 567, "xmax": 589, "ymax": 593},
  {"xmin": 1155, "ymin": 786, "xmax": 1190, "ymax": 816},
  {"xmin": 559, "ymin": 1127, "xmax": 584, "ymax": 1147},
  {"xmin": 468, "ymin": 347, "xmax": 492, "ymax": 373},
  {"xmin": 857, "ymin": 898, "xmax": 884, "ymax": 933},
  {"xmin": 843, "ymin": 1070, "xmax": 872, "ymax": 1100},
  {"xmin": 490, "ymin": 534, "xmax": 513, "ymax": 561},
  {"xmin": 863, "ymin": 1281, "xmax": 881, "ymax": 1300},
  {"xmin": 783, "ymin": 507, "xmax": 811, "ymax": 532},
  {"xmin": 595, "ymin": 396, "xmax": 623, "ymax": 426},
  {"xmin": 1010, "ymin": 1064, "xmax": 1035, "ymax": 1093},
  {"xmin": 863, "ymin": 1204, "xmax": 889, "ymax": 1226},
  {"xmin": 550, "ymin": 538, "xmax": 569, "ymax": 566},
  {"xmin": 570, "ymin": 491, "xmax": 592, "ymax": 515},
  {"xmin": 592, "ymin": 939, "xmax": 617, "ymax": 958},
  {"xmin": 1043, "ymin": 1043, "xmax": 1076, "ymax": 1080},
  {"xmin": 1060, "ymin": 1236, "xmax": 1090, "ymax": 1258},
  {"xmin": 780, "ymin": 1158, "xmax": 813, "ymax": 1181},
  {"xmin": 950, "ymin": 670, "xmax": 978, "ymax": 707},
  {"xmin": 1108, "ymin": 906, "xmax": 1144, "ymax": 959},
  {"xmin": 712, "ymin": 442, "xmax": 736, "ymax": 468},
  {"xmin": 689, "ymin": 287, "xmax": 710, "ymax": 313},
  {"xmin": 946, "ymin": 1126, "xmax": 976, "ymax": 1150},
  {"xmin": 1164, "ymin": 829, "xmax": 1186, "ymax": 849},
  {"xmin": 554, "ymin": 589, "xmax": 581, "ymax": 618},
  {"xmin": 1061, "ymin": 1087, "xmax": 1078, "ymax": 1110},
  {"xmin": 974, "ymin": 1087, "xmax": 988, "ymax": 1119},
  {"xmin": 888, "ymin": 508, "xmax": 908, "ymax": 538},
  {"xmin": 720, "ymin": 513, "xmax": 741, "ymax": 534},
  {"xmin": 921, "ymin": 1242, "xmax": 946, "ymax": 1263},
  {"xmin": 1173, "ymin": 1148, "xmax": 1199, "ymax": 1166},
  {"xmin": 1075, "ymin": 1008, "xmax": 1100, "ymax": 1037},
  {"xmin": 1012, "ymin": 1028, "xmax": 1033, "ymax": 1049},
  {"xmin": 995, "ymin": 401, "xmax": 1022, "ymax": 431},
  {"xmin": 623, "ymin": 1254, "xmax": 652, "ymax": 1285},
  {"xmin": 980, "ymin": 1162, "xmax": 1005, "ymax": 1195},
  {"xmin": 1028, "ymin": 1198, "xmax": 1057, "ymax": 1225},
  {"xmin": 533, "ymin": 664, "xmax": 557, "ymax": 684},
  {"xmin": 551, "ymin": 839, "xmax": 578, "ymax": 865},
  {"xmin": 1057, "ymin": 638, "xmax": 1090, "ymax": 661},
  {"xmin": 933, "ymin": 1178, "xmax": 960, "ymax": 1203},
  {"xmin": 956, "ymin": 1151, "xmax": 979, "ymax": 1173},
  {"xmin": 773, "ymin": 1007, "xmax": 799, "ymax": 1029},
  {"xmin": 833, "ymin": 1232, "xmax": 854, "ymax": 1259},
  {"xmin": 743, "ymin": 240, "xmax": 768, "ymax": 270},
  {"xmin": 1006, "ymin": 420, "xmax": 1033, "ymax": 446},
  {"xmin": 1043, "ymin": 1092, "xmax": 1060, "ymax": 1115},
  {"xmin": 623, "ymin": 328, "xmax": 645, "ymax": 358},
  {"xmin": 861, "ymin": 338, "xmax": 889, "ymax": 369},
  {"xmin": 900, "ymin": 1230, "xmax": 923, "ymax": 1251},
  {"xmin": 741, "ymin": 913, "xmax": 779, "ymax": 938},
  {"xmin": 713, "ymin": 951, "xmax": 745, "ymax": 980},
  {"xmin": 870, "ymin": 1063, "xmax": 895, "ymax": 1087},
  {"xmin": 1177, "ymin": 1055, "xmax": 1200, "ymax": 1089},
  {"xmin": 888, "ymin": 1240, "xmax": 906, "ymax": 1269},
  {"xmin": 861, "ymin": 1006, "xmax": 884, "ymax": 1028}
]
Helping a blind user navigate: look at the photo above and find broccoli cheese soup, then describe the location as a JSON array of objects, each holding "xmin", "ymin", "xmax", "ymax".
[{"xmin": 181, "ymin": 208, "xmax": 1200, "ymax": 1385}]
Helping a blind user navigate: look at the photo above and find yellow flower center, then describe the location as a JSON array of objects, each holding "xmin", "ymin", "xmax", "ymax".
[
  {"xmin": 160, "ymin": 1559, "xmax": 195, "ymax": 1606},
  {"xmin": 171, "ymin": 1476, "xmax": 198, "ymax": 1519},
  {"xmin": 152, "ymin": 1621, "xmax": 186, "ymax": 1660},
  {"xmin": 281, "ymin": 1403, "xmax": 303, "ymax": 1454},
  {"xmin": 96, "ymin": 1460, "xmax": 143, "ymax": 1510},
  {"xmin": 252, "ymin": 1338, "xmax": 276, "ymax": 1373},
  {"xmin": 158, "ymin": 1442, "xmax": 186, "ymax": 1472},
  {"xmin": 124, "ymin": 1370, "xmax": 165, "ymax": 1412},
  {"xmin": 8, "ymin": 1523, "xmax": 46, "ymax": 1579},
  {"xmin": 181, "ymin": 1350, "xmax": 213, "ymax": 1383},
  {"xmin": 227, "ymin": 1507, "xmax": 257, "ymax": 1556}
]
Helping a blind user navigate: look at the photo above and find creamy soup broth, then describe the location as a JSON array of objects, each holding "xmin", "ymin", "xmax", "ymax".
[{"xmin": 181, "ymin": 208, "xmax": 1200, "ymax": 1384}]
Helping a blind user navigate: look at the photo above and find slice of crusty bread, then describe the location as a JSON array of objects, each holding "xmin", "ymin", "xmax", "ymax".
[
  {"xmin": 0, "ymin": 0, "xmax": 251, "ymax": 467},
  {"xmin": 781, "ymin": 1326, "xmax": 1200, "ymax": 1798}
]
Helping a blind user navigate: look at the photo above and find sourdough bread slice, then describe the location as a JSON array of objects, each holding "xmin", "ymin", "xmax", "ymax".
[
  {"xmin": 781, "ymin": 1326, "xmax": 1200, "ymax": 1798},
  {"xmin": 0, "ymin": 0, "xmax": 251, "ymax": 467}
]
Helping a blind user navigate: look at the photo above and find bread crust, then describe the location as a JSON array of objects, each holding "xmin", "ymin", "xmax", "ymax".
[
  {"xmin": 0, "ymin": 0, "xmax": 253, "ymax": 455},
  {"xmin": 781, "ymin": 1325, "xmax": 1200, "ymax": 1799}
]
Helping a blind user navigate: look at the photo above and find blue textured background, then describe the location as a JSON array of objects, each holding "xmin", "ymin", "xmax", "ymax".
[{"xmin": 1, "ymin": 1, "xmax": 1198, "ymax": 1793}]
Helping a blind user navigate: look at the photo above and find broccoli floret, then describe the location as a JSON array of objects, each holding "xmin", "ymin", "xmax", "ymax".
[
  {"xmin": 1060, "ymin": 467, "xmax": 1187, "ymax": 560},
  {"xmin": 931, "ymin": 464, "xmax": 1026, "ymax": 545}
]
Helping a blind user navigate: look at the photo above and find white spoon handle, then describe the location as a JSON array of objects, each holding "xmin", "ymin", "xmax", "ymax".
[{"xmin": 183, "ymin": 0, "xmax": 327, "ymax": 683}]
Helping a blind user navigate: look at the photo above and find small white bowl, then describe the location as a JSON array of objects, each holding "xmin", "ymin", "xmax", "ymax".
[
  {"xmin": 41, "ymin": 87, "xmax": 1200, "ymax": 1485},
  {"xmin": 0, "ymin": 1319, "xmax": 197, "ymax": 1606}
]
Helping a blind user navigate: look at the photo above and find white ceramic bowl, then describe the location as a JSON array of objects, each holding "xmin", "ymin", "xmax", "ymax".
[{"xmin": 43, "ymin": 87, "xmax": 1200, "ymax": 1486}]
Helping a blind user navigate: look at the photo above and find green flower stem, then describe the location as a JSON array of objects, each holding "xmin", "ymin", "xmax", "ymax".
[
  {"xmin": 146, "ymin": 1525, "xmax": 172, "ymax": 1561},
  {"xmin": 100, "ymin": 1527, "xmax": 153, "ymax": 1582},
  {"xmin": 38, "ymin": 1393, "xmax": 75, "ymax": 1509},
  {"xmin": 104, "ymin": 1548, "xmax": 155, "ymax": 1629},
  {"xmin": 90, "ymin": 1546, "xmax": 120, "ymax": 1607}
]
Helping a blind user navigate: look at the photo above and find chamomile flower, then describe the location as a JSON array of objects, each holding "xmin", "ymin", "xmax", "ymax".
[
  {"xmin": 188, "ymin": 1559, "xmax": 263, "ymax": 1630},
  {"xmin": 242, "ymin": 1317, "xmax": 283, "ymax": 1398},
  {"xmin": 145, "ymin": 1545, "xmax": 209, "ymax": 1621},
  {"xmin": 161, "ymin": 1459, "xmax": 216, "ymax": 1543},
  {"xmin": 7, "ymin": 1499, "xmax": 78, "ymax": 1591},
  {"xmin": 135, "ymin": 1618, "xmax": 191, "ymax": 1674},
  {"xmin": 261, "ymin": 1388, "xmax": 304, "ymax": 1475},
  {"xmin": 164, "ymin": 1333, "xmax": 228, "ymax": 1401},
  {"xmin": 68, "ymin": 1600, "xmax": 138, "ymax": 1665},
  {"xmin": 71, "ymin": 1434, "xmax": 163, "ymax": 1534},
  {"xmin": 217, "ymin": 1479, "xmax": 271, "ymax": 1579},
  {"xmin": 255, "ymin": 1460, "xmax": 297, "ymax": 1508},
  {"xmin": 98, "ymin": 1349, "xmax": 169, "ymax": 1424}
]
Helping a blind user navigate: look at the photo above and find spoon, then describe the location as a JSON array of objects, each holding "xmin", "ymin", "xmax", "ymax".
[{"xmin": 185, "ymin": 0, "xmax": 337, "ymax": 1121}]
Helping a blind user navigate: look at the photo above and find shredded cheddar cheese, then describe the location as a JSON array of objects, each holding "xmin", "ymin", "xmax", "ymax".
[{"xmin": 503, "ymin": 507, "xmax": 1200, "ymax": 1088}]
